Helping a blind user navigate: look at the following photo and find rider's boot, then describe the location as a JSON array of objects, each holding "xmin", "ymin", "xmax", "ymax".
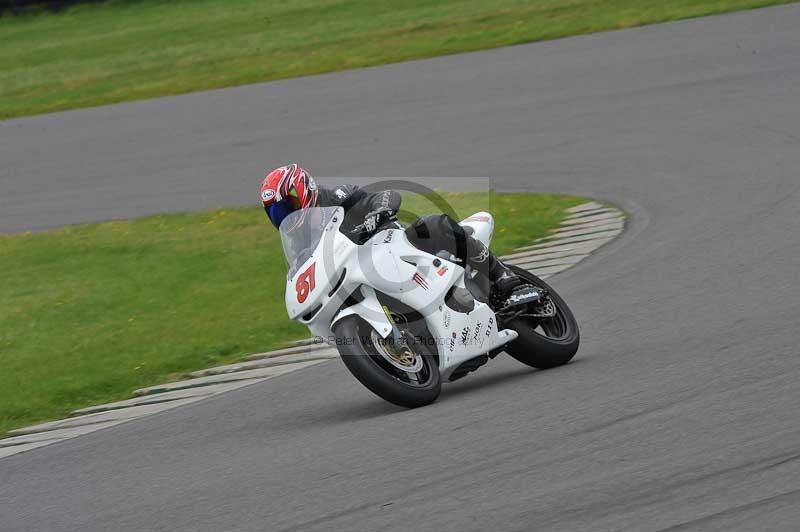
[
  {"xmin": 465, "ymin": 238, "xmax": 521, "ymax": 301},
  {"xmin": 466, "ymin": 235, "xmax": 554, "ymax": 313},
  {"xmin": 491, "ymin": 259, "xmax": 522, "ymax": 298}
]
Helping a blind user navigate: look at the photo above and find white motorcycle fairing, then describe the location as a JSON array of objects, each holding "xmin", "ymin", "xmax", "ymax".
[{"xmin": 282, "ymin": 207, "xmax": 517, "ymax": 380}]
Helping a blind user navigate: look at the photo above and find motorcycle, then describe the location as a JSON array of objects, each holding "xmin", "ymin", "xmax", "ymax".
[{"xmin": 279, "ymin": 206, "xmax": 580, "ymax": 407}]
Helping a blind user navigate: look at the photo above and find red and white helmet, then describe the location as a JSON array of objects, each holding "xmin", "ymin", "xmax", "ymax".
[{"xmin": 259, "ymin": 164, "xmax": 319, "ymax": 230}]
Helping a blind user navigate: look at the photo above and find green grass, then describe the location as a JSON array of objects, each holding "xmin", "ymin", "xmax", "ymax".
[
  {"xmin": 0, "ymin": 191, "xmax": 585, "ymax": 435},
  {"xmin": 1, "ymin": 0, "xmax": 794, "ymax": 119}
]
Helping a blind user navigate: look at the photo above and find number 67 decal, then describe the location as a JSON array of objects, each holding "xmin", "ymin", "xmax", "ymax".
[{"xmin": 296, "ymin": 262, "xmax": 316, "ymax": 303}]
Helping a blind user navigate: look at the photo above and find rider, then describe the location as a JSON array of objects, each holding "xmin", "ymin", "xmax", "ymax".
[{"xmin": 260, "ymin": 164, "xmax": 523, "ymax": 302}]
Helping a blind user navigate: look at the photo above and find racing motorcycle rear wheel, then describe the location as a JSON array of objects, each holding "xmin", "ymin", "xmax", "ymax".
[
  {"xmin": 503, "ymin": 265, "xmax": 580, "ymax": 369},
  {"xmin": 334, "ymin": 315, "xmax": 441, "ymax": 408}
]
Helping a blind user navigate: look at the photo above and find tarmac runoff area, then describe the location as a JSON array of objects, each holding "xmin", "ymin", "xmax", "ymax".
[{"xmin": 0, "ymin": 201, "xmax": 623, "ymax": 458}]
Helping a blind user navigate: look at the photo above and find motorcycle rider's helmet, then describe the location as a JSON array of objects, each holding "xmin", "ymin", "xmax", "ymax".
[{"xmin": 260, "ymin": 164, "xmax": 319, "ymax": 231}]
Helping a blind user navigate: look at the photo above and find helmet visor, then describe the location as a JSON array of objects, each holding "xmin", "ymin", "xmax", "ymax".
[{"xmin": 266, "ymin": 198, "xmax": 296, "ymax": 229}]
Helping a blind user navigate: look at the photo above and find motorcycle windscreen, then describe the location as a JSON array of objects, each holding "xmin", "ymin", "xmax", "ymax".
[{"xmin": 279, "ymin": 206, "xmax": 340, "ymax": 277}]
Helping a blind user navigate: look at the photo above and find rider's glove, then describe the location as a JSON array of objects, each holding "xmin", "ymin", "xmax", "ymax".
[{"xmin": 363, "ymin": 207, "xmax": 396, "ymax": 233}]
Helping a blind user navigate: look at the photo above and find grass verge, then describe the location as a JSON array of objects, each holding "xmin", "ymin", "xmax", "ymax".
[
  {"xmin": 1, "ymin": 0, "xmax": 795, "ymax": 119},
  {"xmin": 0, "ymin": 191, "xmax": 585, "ymax": 435}
]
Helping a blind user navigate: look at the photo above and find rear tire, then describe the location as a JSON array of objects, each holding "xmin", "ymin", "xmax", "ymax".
[
  {"xmin": 503, "ymin": 265, "xmax": 580, "ymax": 369},
  {"xmin": 333, "ymin": 315, "xmax": 441, "ymax": 408}
]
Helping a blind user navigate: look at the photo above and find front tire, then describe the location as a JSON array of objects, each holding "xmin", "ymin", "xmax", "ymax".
[
  {"xmin": 503, "ymin": 265, "xmax": 580, "ymax": 369},
  {"xmin": 333, "ymin": 316, "xmax": 441, "ymax": 408}
]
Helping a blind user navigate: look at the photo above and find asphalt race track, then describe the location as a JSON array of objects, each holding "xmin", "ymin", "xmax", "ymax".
[{"xmin": 2, "ymin": 5, "xmax": 800, "ymax": 531}]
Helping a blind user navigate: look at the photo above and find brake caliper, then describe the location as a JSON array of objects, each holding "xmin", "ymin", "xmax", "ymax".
[{"xmin": 495, "ymin": 284, "xmax": 556, "ymax": 318}]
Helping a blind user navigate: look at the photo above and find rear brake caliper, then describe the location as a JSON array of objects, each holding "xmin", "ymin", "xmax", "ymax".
[{"xmin": 495, "ymin": 284, "xmax": 556, "ymax": 319}]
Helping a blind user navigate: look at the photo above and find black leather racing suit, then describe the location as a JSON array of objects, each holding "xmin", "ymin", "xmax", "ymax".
[{"xmin": 318, "ymin": 184, "xmax": 518, "ymax": 291}]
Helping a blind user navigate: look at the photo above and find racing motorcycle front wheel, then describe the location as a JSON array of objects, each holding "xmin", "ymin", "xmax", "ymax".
[
  {"xmin": 333, "ymin": 315, "xmax": 441, "ymax": 408},
  {"xmin": 503, "ymin": 265, "xmax": 580, "ymax": 369}
]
